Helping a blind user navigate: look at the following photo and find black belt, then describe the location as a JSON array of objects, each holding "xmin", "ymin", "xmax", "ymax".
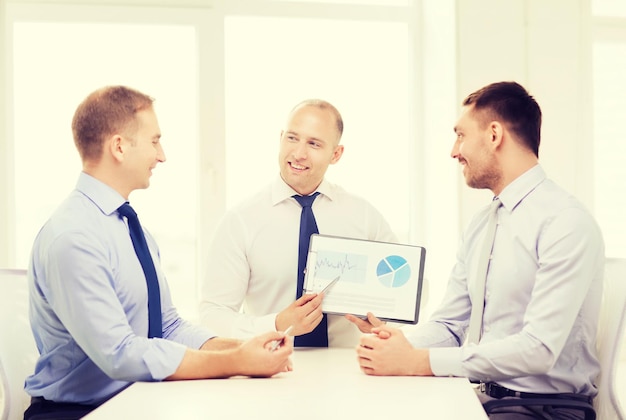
[{"xmin": 480, "ymin": 382, "xmax": 593, "ymax": 405}]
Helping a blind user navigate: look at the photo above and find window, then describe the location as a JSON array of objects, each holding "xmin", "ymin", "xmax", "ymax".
[
  {"xmin": 220, "ymin": 1, "xmax": 458, "ymax": 315},
  {"xmin": 593, "ymin": 0, "xmax": 626, "ymax": 17},
  {"xmin": 8, "ymin": 5, "xmax": 203, "ymax": 319},
  {"xmin": 224, "ymin": 15, "xmax": 411, "ymax": 241}
]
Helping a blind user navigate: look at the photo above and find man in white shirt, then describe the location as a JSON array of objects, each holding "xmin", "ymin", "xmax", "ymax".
[
  {"xmin": 354, "ymin": 81, "xmax": 604, "ymax": 419},
  {"xmin": 199, "ymin": 99, "xmax": 397, "ymax": 348}
]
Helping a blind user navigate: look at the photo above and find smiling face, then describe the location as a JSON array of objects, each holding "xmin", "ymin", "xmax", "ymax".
[
  {"xmin": 451, "ymin": 105, "xmax": 501, "ymax": 192},
  {"xmin": 278, "ymin": 105, "xmax": 344, "ymax": 196},
  {"xmin": 121, "ymin": 107, "xmax": 166, "ymax": 193}
]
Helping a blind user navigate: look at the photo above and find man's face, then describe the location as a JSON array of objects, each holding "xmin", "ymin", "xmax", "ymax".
[
  {"xmin": 122, "ymin": 107, "xmax": 166, "ymax": 192},
  {"xmin": 451, "ymin": 105, "xmax": 500, "ymax": 191},
  {"xmin": 278, "ymin": 105, "xmax": 344, "ymax": 196}
]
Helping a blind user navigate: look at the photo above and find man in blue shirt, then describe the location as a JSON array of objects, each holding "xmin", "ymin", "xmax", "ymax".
[
  {"xmin": 24, "ymin": 86, "xmax": 293, "ymax": 419},
  {"xmin": 353, "ymin": 81, "xmax": 604, "ymax": 419}
]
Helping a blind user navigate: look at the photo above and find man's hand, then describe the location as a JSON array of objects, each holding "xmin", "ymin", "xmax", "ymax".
[
  {"xmin": 236, "ymin": 331, "xmax": 293, "ymax": 377},
  {"xmin": 356, "ymin": 326, "xmax": 432, "ymax": 376},
  {"xmin": 275, "ymin": 293, "xmax": 324, "ymax": 336},
  {"xmin": 345, "ymin": 311, "xmax": 385, "ymax": 333},
  {"xmin": 167, "ymin": 331, "xmax": 293, "ymax": 380}
]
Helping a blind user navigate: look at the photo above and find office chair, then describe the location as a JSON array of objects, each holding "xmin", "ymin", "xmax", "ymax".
[
  {"xmin": 483, "ymin": 258, "xmax": 626, "ymax": 420},
  {"xmin": 593, "ymin": 258, "xmax": 626, "ymax": 420},
  {"xmin": 0, "ymin": 268, "xmax": 38, "ymax": 420}
]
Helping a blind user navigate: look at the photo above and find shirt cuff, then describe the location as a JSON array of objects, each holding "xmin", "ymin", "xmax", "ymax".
[
  {"xmin": 255, "ymin": 312, "xmax": 280, "ymax": 333},
  {"xmin": 143, "ymin": 340, "xmax": 188, "ymax": 380},
  {"xmin": 429, "ymin": 347, "xmax": 464, "ymax": 377}
]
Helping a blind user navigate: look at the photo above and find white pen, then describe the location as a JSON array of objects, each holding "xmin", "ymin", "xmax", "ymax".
[
  {"xmin": 319, "ymin": 276, "xmax": 340, "ymax": 295},
  {"xmin": 270, "ymin": 325, "xmax": 293, "ymax": 351},
  {"xmin": 304, "ymin": 275, "xmax": 341, "ymax": 295}
]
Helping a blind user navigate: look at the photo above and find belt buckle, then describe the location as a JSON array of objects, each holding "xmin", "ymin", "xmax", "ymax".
[{"xmin": 482, "ymin": 382, "xmax": 507, "ymax": 399}]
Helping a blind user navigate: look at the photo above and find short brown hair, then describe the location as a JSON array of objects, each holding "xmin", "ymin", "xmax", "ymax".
[
  {"xmin": 463, "ymin": 81, "xmax": 542, "ymax": 157},
  {"xmin": 71, "ymin": 86, "xmax": 154, "ymax": 161}
]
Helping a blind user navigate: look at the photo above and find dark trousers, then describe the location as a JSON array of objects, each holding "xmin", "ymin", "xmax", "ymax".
[{"xmin": 23, "ymin": 397, "xmax": 99, "ymax": 420}]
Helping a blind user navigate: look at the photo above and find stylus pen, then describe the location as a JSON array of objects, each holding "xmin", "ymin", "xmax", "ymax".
[
  {"xmin": 304, "ymin": 275, "xmax": 341, "ymax": 295},
  {"xmin": 319, "ymin": 276, "xmax": 340, "ymax": 295},
  {"xmin": 270, "ymin": 325, "xmax": 294, "ymax": 352}
]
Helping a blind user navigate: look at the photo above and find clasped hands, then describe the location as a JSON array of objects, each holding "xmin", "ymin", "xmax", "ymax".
[{"xmin": 356, "ymin": 325, "xmax": 433, "ymax": 377}]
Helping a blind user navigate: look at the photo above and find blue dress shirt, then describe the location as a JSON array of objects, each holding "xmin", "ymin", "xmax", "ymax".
[
  {"xmin": 406, "ymin": 165, "xmax": 604, "ymax": 396},
  {"xmin": 25, "ymin": 172, "xmax": 215, "ymax": 405}
]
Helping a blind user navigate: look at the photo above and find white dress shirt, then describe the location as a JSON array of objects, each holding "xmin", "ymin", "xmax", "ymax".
[
  {"xmin": 405, "ymin": 165, "xmax": 604, "ymax": 396},
  {"xmin": 199, "ymin": 176, "xmax": 397, "ymax": 348}
]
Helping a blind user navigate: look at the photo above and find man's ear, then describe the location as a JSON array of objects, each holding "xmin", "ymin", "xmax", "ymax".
[
  {"xmin": 489, "ymin": 121, "xmax": 504, "ymax": 149},
  {"xmin": 330, "ymin": 144, "xmax": 344, "ymax": 165},
  {"xmin": 108, "ymin": 134, "xmax": 125, "ymax": 163}
]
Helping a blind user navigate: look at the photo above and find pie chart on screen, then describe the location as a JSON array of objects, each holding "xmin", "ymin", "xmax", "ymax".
[{"xmin": 376, "ymin": 255, "xmax": 411, "ymax": 288}]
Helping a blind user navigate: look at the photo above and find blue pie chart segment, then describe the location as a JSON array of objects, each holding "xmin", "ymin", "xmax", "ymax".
[{"xmin": 376, "ymin": 255, "xmax": 411, "ymax": 288}]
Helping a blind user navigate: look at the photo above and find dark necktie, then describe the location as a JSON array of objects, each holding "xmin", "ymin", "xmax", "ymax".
[
  {"xmin": 292, "ymin": 192, "xmax": 328, "ymax": 347},
  {"xmin": 467, "ymin": 198, "xmax": 501, "ymax": 344},
  {"xmin": 118, "ymin": 202, "xmax": 162, "ymax": 338}
]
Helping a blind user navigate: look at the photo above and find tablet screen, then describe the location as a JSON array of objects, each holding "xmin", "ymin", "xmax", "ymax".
[{"xmin": 303, "ymin": 234, "xmax": 426, "ymax": 324}]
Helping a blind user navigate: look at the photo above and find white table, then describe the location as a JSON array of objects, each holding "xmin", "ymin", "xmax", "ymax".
[{"xmin": 84, "ymin": 348, "xmax": 488, "ymax": 420}]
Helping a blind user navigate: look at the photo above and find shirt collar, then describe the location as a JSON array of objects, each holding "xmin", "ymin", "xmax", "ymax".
[
  {"xmin": 270, "ymin": 175, "xmax": 334, "ymax": 206},
  {"xmin": 497, "ymin": 164, "xmax": 546, "ymax": 212},
  {"xmin": 75, "ymin": 172, "xmax": 127, "ymax": 216}
]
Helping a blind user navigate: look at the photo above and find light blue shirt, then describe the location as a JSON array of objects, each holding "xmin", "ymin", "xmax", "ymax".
[
  {"xmin": 406, "ymin": 165, "xmax": 604, "ymax": 395},
  {"xmin": 25, "ymin": 172, "xmax": 215, "ymax": 405}
]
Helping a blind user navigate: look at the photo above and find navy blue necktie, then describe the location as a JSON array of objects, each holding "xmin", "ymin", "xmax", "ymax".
[
  {"xmin": 293, "ymin": 192, "xmax": 328, "ymax": 347},
  {"xmin": 118, "ymin": 202, "xmax": 162, "ymax": 338}
]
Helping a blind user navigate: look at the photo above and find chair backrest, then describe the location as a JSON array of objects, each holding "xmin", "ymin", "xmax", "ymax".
[
  {"xmin": 594, "ymin": 258, "xmax": 626, "ymax": 420},
  {"xmin": 0, "ymin": 268, "xmax": 38, "ymax": 420}
]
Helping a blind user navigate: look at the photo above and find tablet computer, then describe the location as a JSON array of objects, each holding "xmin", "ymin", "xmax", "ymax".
[{"xmin": 303, "ymin": 234, "xmax": 426, "ymax": 324}]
